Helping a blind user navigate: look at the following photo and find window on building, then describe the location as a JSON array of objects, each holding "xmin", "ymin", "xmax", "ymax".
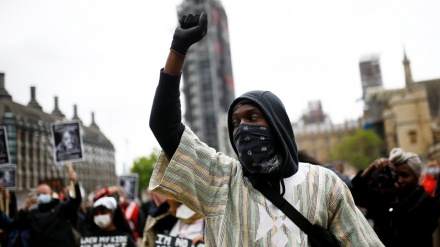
[
  {"xmin": 7, "ymin": 125, "xmax": 17, "ymax": 139},
  {"xmin": 408, "ymin": 130, "xmax": 417, "ymax": 144}
]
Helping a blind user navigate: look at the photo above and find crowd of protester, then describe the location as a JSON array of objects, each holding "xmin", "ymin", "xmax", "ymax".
[
  {"xmin": 1, "ymin": 10, "xmax": 440, "ymax": 247},
  {"xmin": 0, "ymin": 151, "xmax": 438, "ymax": 247},
  {"xmin": 0, "ymin": 145, "xmax": 437, "ymax": 247},
  {"xmin": 0, "ymin": 168, "xmax": 207, "ymax": 247}
]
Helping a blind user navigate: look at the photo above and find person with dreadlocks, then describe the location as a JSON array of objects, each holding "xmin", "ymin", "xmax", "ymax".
[{"xmin": 148, "ymin": 12, "xmax": 383, "ymax": 246}]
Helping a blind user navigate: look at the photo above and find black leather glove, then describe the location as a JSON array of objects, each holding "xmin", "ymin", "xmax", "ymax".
[{"xmin": 170, "ymin": 12, "xmax": 208, "ymax": 55}]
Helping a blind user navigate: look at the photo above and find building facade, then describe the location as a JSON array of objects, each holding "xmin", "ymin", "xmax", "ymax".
[
  {"xmin": 292, "ymin": 100, "xmax": 362, "ymax": 164},
  {"xmin": 293, "ymin": 52, "xmax": 439, "ymax": 165},
  {"xmin": 177, "ymin": 0, "xmax": 235, "ymax": 153},
  {"xmin": 364, "ymin": 52, "xmax": 440, "ymax": 159},
  {"xmin": 0, "ymin": 73, "xmax": 116, "ymax": 194},
  {"xmin": 359, "ymin": 55, "xmax": 383, "ymax": 99}
]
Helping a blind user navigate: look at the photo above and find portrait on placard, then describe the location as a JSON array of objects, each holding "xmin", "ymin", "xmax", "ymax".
[
  {"xmin": 0, "ymin": 164, "xmax": 17, "ymax": 190},
  {"xmin": 51, "ymin": 121, "xmax": 84, "ymax": 164},
  {"xmin": 117, "ymin": 174, "xmax": 138, "ymax": 201},
  {"xmin": 0, "ymin": 126, "xmax": 10, "ymax": 165}
]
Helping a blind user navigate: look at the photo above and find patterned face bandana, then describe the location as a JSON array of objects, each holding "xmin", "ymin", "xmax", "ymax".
[{"xmin": 233, "ymin": 124, "xmax": 282, "ymax": 174}]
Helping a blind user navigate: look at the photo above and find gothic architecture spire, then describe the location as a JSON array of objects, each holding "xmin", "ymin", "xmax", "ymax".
[{"xmin": 403, "ymin": 49, "xmax": 414, "ymax": 90}]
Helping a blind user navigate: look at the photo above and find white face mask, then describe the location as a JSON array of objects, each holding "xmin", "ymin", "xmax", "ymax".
[
  {"xmin": 427, "ymin": 167, "xmax": 440, "ymax": 175},
  {"xmin": 176, "ymin": 204, "xmax": 196, "ymax": 220},
  {"xmin": 38, "ymin": 194, "xmax": 52, "ymax": 204},
  {"xmin": 94, "ymin": 214, "xmax": 111, "ymax": 229}
]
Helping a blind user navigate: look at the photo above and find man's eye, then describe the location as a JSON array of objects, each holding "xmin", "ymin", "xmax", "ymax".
[{"xmin": 250, "ymin": 116, "xmax": 259, "ymax": 121}]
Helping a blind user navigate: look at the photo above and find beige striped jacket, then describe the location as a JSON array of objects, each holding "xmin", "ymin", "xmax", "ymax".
[{"xmin": 149, "ymin": 127, "xmax": 384, "ymax": 247}]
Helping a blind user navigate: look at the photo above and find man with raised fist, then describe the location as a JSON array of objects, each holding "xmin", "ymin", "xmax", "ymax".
[{"xmin": 149, "ymin": 12, "xmax": 382, "ymax": 247}]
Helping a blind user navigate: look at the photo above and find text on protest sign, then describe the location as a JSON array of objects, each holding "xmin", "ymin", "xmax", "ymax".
[
  {"xmin": 155, "ymin": 234, "xmax": 205, "ymax": 247},
  {"xmin": 80, "ymin": 235, "xmax": 129, "ymax": 247}
]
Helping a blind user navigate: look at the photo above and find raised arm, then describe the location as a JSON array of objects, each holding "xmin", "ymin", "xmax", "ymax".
[
  {"xmin": 149, "ymin": 12, "xmax": 207, "ymax": 159},
  {"xmin": 65, "ymin": 170, "xmax": 82, "ymax": 218}
]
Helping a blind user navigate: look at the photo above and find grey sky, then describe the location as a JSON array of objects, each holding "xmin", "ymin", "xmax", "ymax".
[{"xmin": 1, "ymin": 0, "xmax": 439, "ymax": 174}]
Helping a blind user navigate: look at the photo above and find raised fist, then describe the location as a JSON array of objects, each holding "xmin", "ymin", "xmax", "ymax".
[{"xmin": 171, "ymin": 12, "xmax": 208, "ymax": 55}]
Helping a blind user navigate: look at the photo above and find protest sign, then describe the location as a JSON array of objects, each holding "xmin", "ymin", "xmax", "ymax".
[
  {"xmin": 0, "ymin": 126, "xmax": 10, "ymax": 165},
  {"xmin": 117, "ymin": 174, "xmax": 138, "ymax": 201},
  {"xmin": 0, "ymin": 164, "xmax": 17, "ymax": 189},
  {"xmin": 50, "ymin": 120, "xmax": 84, "ymax": 164},
  {"xmin": 154, "ymin": 234, "xmax": 205, "ymax": 247},
  {"xmin": 80, "ymin": 235, "xmax": 131, "ymax": 247}
]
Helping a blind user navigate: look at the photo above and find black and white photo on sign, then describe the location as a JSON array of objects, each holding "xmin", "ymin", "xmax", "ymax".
[
  {"xmin": 0, "ymin": 164, "xmax": 17, "ymax": 190},
  {"xmin": 50, "ymin": 120, "xmax": 84, "ymax": 164},
  {"xmin": 117, "ymin": 174, "xmax": 138, "ymax": 201},
  {"xmin": 0, "ymin": 126, "xmax": 10, "ymax": 165}
]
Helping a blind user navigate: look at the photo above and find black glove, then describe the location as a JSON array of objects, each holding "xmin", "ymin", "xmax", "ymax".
[{"xmin": 170, "ymin": 12, "xmax": 208, "ymax": 55}]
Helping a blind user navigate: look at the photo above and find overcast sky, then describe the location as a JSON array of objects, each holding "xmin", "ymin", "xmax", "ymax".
[{"xmin": 1, "ymin": 0, "xmax": 439, "ymax": 175}]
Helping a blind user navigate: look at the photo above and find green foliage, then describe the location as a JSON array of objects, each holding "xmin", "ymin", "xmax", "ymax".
[
  {"xmin": 130, "ymin": 149, "xmax": 159, "ymax": 196},
  {"xmin": 329, "ymin": 129, "xmax": 384, "ymax": 170}
]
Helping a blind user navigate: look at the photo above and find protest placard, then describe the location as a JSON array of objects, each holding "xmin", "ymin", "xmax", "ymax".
[
  {"xmin": 0, "ymin": 164, "xmax": 17, "ymax": 189},
  {"xmin": 80, "ymin": 235, "xmax": 131, "ymax": 247},
  {"xmin": 0, "ymin": 126, "xmax": 10, "ymax": 165},
  {"xmin": 154, "ymin": 234, "xmax": 205, "ymax": 247},
  {"xmin": 50, "ymin": 120, "xmax": 84, "ymax": 164},
  {"xmin": 117, "ymin": 174, "xmax": 138, "ymax": 201}
]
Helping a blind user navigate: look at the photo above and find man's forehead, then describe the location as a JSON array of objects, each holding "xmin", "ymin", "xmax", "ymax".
[
  {"xmin": 232, "ymin": 103, "xmax": 261, "ymax": 115},
  {"xmin": 37, "ymin": 184, "xmax": 51, "ymax": 193}
]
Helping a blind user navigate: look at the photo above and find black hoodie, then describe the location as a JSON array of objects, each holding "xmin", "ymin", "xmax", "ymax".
[
  {"xmin": 150, "ymin": 73, "xmax": 299, "ymax": 194},
  {"xmin": 227, "ymin": 91, "xmax": 299, "ymax": 193}
]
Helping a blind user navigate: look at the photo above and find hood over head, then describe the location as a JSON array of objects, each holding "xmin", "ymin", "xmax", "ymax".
[{"xmin": 228, "ymin": 91, "xmax": 299, "ymax": 192}]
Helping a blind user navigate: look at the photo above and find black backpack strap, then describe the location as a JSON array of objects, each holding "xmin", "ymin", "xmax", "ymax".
[
  {"xmin": 255, "ymin": 182, "xmax": 338, "ymax": 247},
  {"xmin": 256, "ymin": 183, "xmax": 317, "ymax": 236},
  {"xmin": 254, "ymin": 179, "xmax": 339, "ymax": 247}
]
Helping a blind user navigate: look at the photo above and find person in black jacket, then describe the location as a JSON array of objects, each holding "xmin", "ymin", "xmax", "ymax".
[
  {"xmin": 17, "ymin": 169, "xmax": 81, "ymax": 247},
  {"xmin": 351, "ymin": 147, "xmax": 439, "ymax": 247},
  {"xmin": 86, "ymin": 196, "xmax": 136, "ymax": 247},
  {"xmin": 0, "ymin": 182, "xmax": 18, "ymax": 247}
]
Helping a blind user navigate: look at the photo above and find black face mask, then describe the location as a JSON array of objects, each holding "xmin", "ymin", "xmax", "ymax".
[{"xmin": 233, "ymin": 124, "xmax": 282, "ymax": 174}]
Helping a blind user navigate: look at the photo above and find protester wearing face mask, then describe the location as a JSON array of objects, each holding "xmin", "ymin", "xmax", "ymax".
[
  {"xmin": 87, "ymin": 197, "xmax": 136, "ymax": 247},
  {"xmin": 148, "ymin": 12, "xmax": 382, "ymax": 246},
  {"xmin": 17, "ymin": 169, "xmax": 81, "ymax": 247},
  {"xmin": 421, "ymin": 156, "xmax": 440, "ymax": 197},
  {"xmin": 167, "ymin": 198, "xmax": 204, "ymax": 245},
  {"xmin": 93, "ymin": 186, "xmax": 146, "ymax": 242}
]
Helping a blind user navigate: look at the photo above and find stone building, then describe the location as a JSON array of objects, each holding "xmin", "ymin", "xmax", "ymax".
[
  {"xmin": 364, "ymin": 52, "xmax": 440, "ymax": 159},
  {"xmin": 293, "ymin": 51, "xmax": 440, "ymax": 164},
  {"xmin": 0, "ymin": 73, "xmax": 116, "ymax": 194},
  {"xmin": 293, "ymin": 100, "xmax": 362, "ymax": 164}
]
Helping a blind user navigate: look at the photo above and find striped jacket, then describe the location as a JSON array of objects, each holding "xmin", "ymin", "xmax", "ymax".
[{"xmin": 149, "ymin": 127, "xmax": 384, "ymax": 247}]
